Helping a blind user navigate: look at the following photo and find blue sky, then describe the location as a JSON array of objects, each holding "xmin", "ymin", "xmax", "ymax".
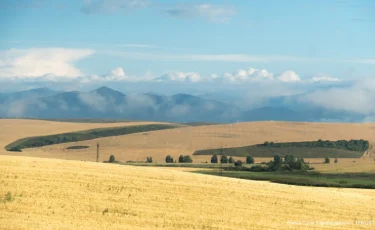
[{"xmin": 0, "ymin": 0, "xmax": 374, "ymax": 95}]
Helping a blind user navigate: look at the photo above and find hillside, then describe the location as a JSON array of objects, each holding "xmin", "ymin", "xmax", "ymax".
[
  {"xmin": 1, "ymin": 155, "xmax": 374, "ymax": 229},
  {"xmin": 22, "ymin": 121, "xmax": 375, "ymax": 162},
  {"xmin": 0, "ymin": 119, "xmax": 165, "ymax": 155}
]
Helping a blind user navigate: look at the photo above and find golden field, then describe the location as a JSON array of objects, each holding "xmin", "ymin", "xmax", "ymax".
[
  {"xmin": 1, "ymin": 155, "xmax": 375, "ymax": 230},
  {"xmin": 25, "ymin": 121, "xmax": 375, "ymax": 162}
]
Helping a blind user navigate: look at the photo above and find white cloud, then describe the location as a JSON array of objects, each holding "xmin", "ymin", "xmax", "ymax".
[
  {"xmin": 0, "ymin": 48, "xmax": 94, "ymax": 78},
  {"xmin": 219, "ymin": 68, "xmax": 274, "ymax": 82},
  {"xmin": 277, "ymin": 71, "xmax": 301, "ymax": 82},
  {"xmin": 309, "ymin": 75, "xmax": 341, "ymax": 82},
  {"xmin": 117, "ymin": 44, "xmax": 157, "ymax": 48},
  {"xmin": 156, "ymin": 72, "xmax": 201, "ymax": 83},
  {"xmin": 164, "ymin": 4, "xmax": 236, "ymax": 23},
  {"xmin": 81, "ymin": 0, "xmax": 149, "ymax": 14},
  {"xmin": 110, "ymin": 67, "xmax": 126, "ymax": 77}
]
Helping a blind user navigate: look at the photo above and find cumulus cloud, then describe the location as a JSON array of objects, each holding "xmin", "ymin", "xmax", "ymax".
[
  {"xmin": 164, "ymin": 4, "xmax": 236, "ymax": 22},
  {"xmin": 155, "ymin": 72, "xmax": 201, "ymax": 83},
  {"xmin": 81, "ymin": 0, "xmax": 149, "ymax": 14},
  {"xmin": 0, "ymin": 48, "xmax": 94, "ymax": 78},
  {"xmin": 277, "ymin": 71, "xmax": 301, "ymax": 82},
  {"xmin": 309, "ymin": 75, "xmax": 340, "ymax": 82},
  {"xmin": 219, "ymin": 68, "xmax": 274, "ymax": 82}
]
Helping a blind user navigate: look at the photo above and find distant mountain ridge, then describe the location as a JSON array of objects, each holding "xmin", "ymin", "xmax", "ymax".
[{"xmin": 0, "ymin": 86, "xmax": 367, "ymax": 122}]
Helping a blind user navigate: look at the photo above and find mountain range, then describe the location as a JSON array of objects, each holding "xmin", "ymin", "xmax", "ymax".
[{"xmin": 0, "ymin": 86, "xmax": 366, "ymax": 123}]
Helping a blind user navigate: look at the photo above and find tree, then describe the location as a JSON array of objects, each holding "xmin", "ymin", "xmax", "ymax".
[
  {"xmin": 220, "ymin": 155, "xmax": 228, "ymax": 163},
  {"xmin": 211, "ymin": 154, "xmax": 218, "ymax": 163},
  {"xmin": 183, "ymin": 155, "xmax": 193, "ymax": 163},
  {"xmin": 324, "ymin": 157, "xmax": 330, "ymax": 164},
  {"xmin": 274, "ymin": 155, "xmax": 281, "ymax": 164},
  {"xmin": 146, "ymin": 156, "xmax": 153, "ymax": 163},
  {"xmin": 178, "ymin": 155, "xmax": 184, "ymax": 163},
  {"xmin": 234, "ymin": 160, "xmax": 243, "ymax": 167},
  {"xmin": 334, "ymin": 157, "xmax": 338, "ymax": 163},
  {"xmin": 165, "ymin": 155, "xmax": 174, "ymax": 163},
  {"xmin": 246, "ymin": 156, "xmax": 254, "ymax": 164},
  {"xmin": 228, "ymin": 156, "xmax": 234, "ymax": 163},
  {"xmin": 109, "ymin": 155, "xmax": 115, "ymax": 163},
  {"xmin": 284, "ymin": 154, "xmax": 295, "ymax": 164}
]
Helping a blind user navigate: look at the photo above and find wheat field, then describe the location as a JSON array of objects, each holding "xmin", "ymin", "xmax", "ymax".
[
  {"xmin": 27, "ymin": 121, "xmax": 375, "ymax": 162},
  {"xmin": 1, "ymin": 155, "xmax": 374, "ymax": 230}
]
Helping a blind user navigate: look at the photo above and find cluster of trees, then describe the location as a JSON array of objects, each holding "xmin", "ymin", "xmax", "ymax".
[
  {"xmin": 260, "ymin": 139, "xmax": 369, "ymax": 152},
  {"xmin": 146, "ymin": 156, "xmax": 153, "ymax": 163},
  {"xmin": 178, "ymin": 155, "xmax": 193, "ymax": 163},
  {"xmin": 165, "ymin": 155, "xmax": 193, "ymax": 163},
  {"xmin": 210, "ymin": 154, "xmax": 254, "ymax": 165},
  {"xmin": 324, "ymin": 157, "xmax": 339, "ymax": 164},
  {"xmin": 252, "ymin": 154, "xmax": 312, "ymax": 171}
]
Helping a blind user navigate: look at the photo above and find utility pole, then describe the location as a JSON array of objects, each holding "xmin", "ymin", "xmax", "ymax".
[{"xmin": 96, "ymin": 143, "xmax": 100, "ymax": 162}]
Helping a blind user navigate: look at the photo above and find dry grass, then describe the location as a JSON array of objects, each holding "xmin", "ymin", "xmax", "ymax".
[
  {"xmin": 1, "ymin": 155, "xmax": 375, "ymax": 230},
  {"xmin": 29, "ymin": 121, "xmax": 375, "ymax": 162}
]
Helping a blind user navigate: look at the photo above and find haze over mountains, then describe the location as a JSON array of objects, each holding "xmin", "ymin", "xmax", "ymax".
[{"xmin": 0, "ymin": 86, "xmax": 366, "ymax": 123}]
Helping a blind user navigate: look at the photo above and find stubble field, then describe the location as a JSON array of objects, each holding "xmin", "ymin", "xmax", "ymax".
[{"xmin": 1, "ymin": 155, "xmax": 375, "ymax": 230}]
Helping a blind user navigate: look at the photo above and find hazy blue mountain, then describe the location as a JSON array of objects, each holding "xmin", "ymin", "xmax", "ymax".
[{"xmin": 0, "ymin": 86, "xmax": 368, "ymax": 122}]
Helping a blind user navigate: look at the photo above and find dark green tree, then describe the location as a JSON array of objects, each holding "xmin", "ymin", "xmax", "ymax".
[
  {"xmin": 220, "ymin": 155, "xmax": 228, "ymax": 163},
  {"xmin": 234, "ymin": 160, "xmax": 243, "ymax": 167},
  {"xmin": 324, "ymin": 157, "xmax": 330, "ymax": 164},
  {"xmin": 165, "ymin": 155, "xmax": 174, "ymax": 163},
  {"xmin": 246, "ymin": 156, "xmax": 254, "ymax": 164},
  {"xmin": 211, "ymin": 154, "xmax": 218, "ymax": 163},
  {"xmin": 109, "ymin": 155, "xmax": 115, "ymax": 163},
  {"xmin": 183, "ymin": 155, "xmax": 193, "ymax": 163},
  {"xmin": 146, "ymin": 156, "xmax": 153, "ymax": 163},
  {"xmin": 228, "ymin": 156, "xmax": 234, "ymax": 163},
  {"xmin": 178, "ymin": 155, "xmax": 184, "ymax": 163}
]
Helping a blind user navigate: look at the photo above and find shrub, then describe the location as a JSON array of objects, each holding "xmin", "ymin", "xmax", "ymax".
[
  {"xmin": 8, "ymin": 147, "xmax": 22, "ymax": 152},
  {"xmin": 220, "ymin": 155, "xmax": 228, "ymax": 163},
  {"xmin": 146, "ymin": 156, "xmax": 153, "ymax": 163},
  {"xmin": 249, "ymin": 164, "xmax": 267, "ymax": 172},
  {"xmin": 211, "ymin": 154, "xmax": 218, "ymax": 163},
  {"xmin": 246, "ymin": 156, "xmax": 254, "ymax": 164},
  {"xmin": 334, "ymin": 157, "xmax": 338, "ymax": 163},
  {"xmin": 109, "ymin": 155, "xmax": 116, "ymax": 163},
  {"xmin": 228, "ymin": 156, "xmax": 234, "ymax": 163},
  {"xmin": 234, "ymin": 160, "xmax": 243, "ymax": 167},
  {"xmin": 324, "ymin": 157, "xmax": 330, "ymax": 164},
  {"xmin": 165, "ymin": 155, "xmax": 174, "ymax": 163}
]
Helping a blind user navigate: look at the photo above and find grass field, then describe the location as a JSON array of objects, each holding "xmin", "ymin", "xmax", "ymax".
[
  {"xmin": 1, "ymin": 155, "xmax": 375, "ymax": 229},
  {"xmin": 196, "ymin": 170, "xmax": 375, "ymax": 189}
]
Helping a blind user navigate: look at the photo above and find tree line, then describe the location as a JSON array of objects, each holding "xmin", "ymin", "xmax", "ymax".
[{"xmin": 260, "ymin": 139, "xmax": 369, "ymax": 152}]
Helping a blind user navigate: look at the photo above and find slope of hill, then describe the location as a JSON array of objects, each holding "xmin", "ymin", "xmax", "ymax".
[
  {"xmin": 25, "ymin": 121, "xmax": 375, "ymax": 162},
  {"xmin": 1, "ymin": 155, "xmax": 374, "ymax": 229},
  {"xmin": 0, "ymin": 119, "xmax": 165, "ymax": 155}
]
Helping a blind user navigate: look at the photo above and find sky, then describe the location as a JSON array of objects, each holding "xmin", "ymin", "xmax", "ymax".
[{"xmin": 0, "ymin": 0, "xmax": 374, "ymax": 99}]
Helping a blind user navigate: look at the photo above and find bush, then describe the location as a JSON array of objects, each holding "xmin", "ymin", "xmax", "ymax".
[
  {"xmin": 146, "ymin": 156, "xmax": 153, "ymax": 163},
  {"xmin": 334, "ymin": 157, "xmax": 338, "ymax": 163},
  {"xmin": 234, "ymin": 160, "xmax": 243, "ymax": 167},
  {"xmin": 228, "ymin": 156, "xmax": 234, "ymax": 163},
  {"xmin": 249, "ymin": 164, "xmax": 267, "ymax": 172},
  {"xmin": 220, "ymin": 155, "xmax": 228, "ymax": 163},
  {"xmin": 324, "ymin": 157, "xmax": 330, "ymax": 164},
  {"xmin": 165, "ymin": 155, "xmax": 174, "ymax": 163},
  {"xmin": 246, "ymin": 156, "xmax": 254, "ymax": 164},
  {"xmin": 8, "ymin": 147, "xmax": 22, "ymax": 152},
  {"xmin": 211, "ymin": 154, "xmax": 218, "ymax": 163},
  {"xmin": 109, "ymin": 155, "xmax": 116, "ymax": 163}
]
